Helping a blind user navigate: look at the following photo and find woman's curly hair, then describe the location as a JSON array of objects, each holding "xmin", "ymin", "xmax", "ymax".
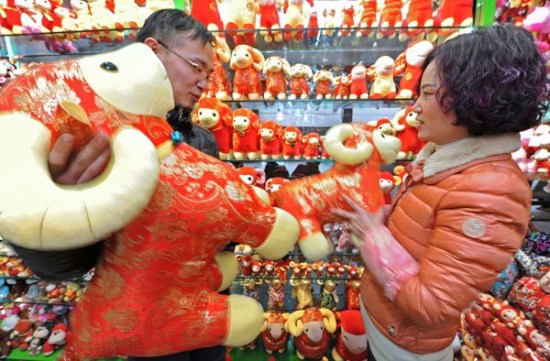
[{"xmin": 424, "ymin": 24, "xmax": 550, "ymax": 136}]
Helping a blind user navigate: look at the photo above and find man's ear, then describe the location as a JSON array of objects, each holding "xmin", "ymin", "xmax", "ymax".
[{"xmin": 143, "ymin": 37, "xmax": 159, "ymax": 53}]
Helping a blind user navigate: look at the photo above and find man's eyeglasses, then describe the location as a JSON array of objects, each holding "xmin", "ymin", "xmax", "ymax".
[{"xmin": 156, "ymin": 40, "xmax": 211, "ymax": 82}]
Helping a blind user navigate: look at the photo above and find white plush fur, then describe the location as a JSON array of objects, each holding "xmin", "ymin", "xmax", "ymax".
[
  {"xmin": 415, "ymin": 133, "xmax": 521, "ymax": 178},
  {"xmin": 225, "ymin": 294, "xmax": 264, "ymax": 346},
  {"xmin": 254, "ymin": 208, "xmax": 299, "ymax": 259}
]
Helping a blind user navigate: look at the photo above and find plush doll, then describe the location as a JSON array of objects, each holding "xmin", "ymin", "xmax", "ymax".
[
  {"xmin": 356, "ymin": 0, "xmax": 377, "ymax": 38},
  {"xmin": 391, "ymin": 106, "xmax": 425, "ymax": 159},
  {"xmin": 273, "ymin": 122, "xmax": 401, "ymax": 260},
  {"xmin": 282, "ymin": 0, "xmax": 314, "ymax": 42},
  {"xmin": 290, "ymin": 278, "xmax": 313, "ymax": 310},
  {"xmin": 3, "ymin": 0, "xmax": 43, "ymax": 34},
  {"xmin": 377, "ymin": 0, "xmax": 403, "ymax": 40},
  {"xmin": 286, "ymin": 308, "xmax": 336, "ymax": 360},
  {"xmin": 226, "ymin": 0, "xmax": 260, "ymax": 45},
  {"xmin": 192, "ymin": 97, "xmax": 233, "ymax": 160},
  {"xmin": 289, "ymin": 63, "xmax": 312, "ymax": 99},
  {"xmin": 332, "ymin": 310, "xmax": 367, "ymax": 361},
  {"xmin": 42, "ymin": 323, "xmax": 68, "ymax": 356},
  {"xmin": 434, "ymin": 0, "xmax": 474, "ymax": 37},
  {"xmin": 265, "ymin": 177, "xmax": 290, "ymax": 206},
  {"xmin": 28, "ymin": 320, "xmax": 55, "ymax": 355},
  {"xmin": 379, "ymin": 171, "xmax": 396, "ymax": 205},
  {"xmin": 259, "ymin": 0, "xmax": 284, "ymax": 43},
  {"xmin": 259, "ymin": 120, "xmax": 284, "ymax": 160},
  {"xmin": 281, "ymin": 126, "xmax": 303, "ymax": 160},
  {"xmin": 0, "ymin": 44, "xmax": 300, "ymax": 359},
  {"xmin": 230, "ymin": 44, "xmax": 265, "ymax": 101},
  {"xmin": 261, "ymin": 312, "xmax": 289, "ymax": 354},
  {"xmin": 232, "ymin": 107, "xmax": 261, "ymax": 160},
  {"xmin": 319, "ymin": 279, "xmax": 339, "ymax": 310},
  {"xmin": 332, "ymin": 74, "xmax": 352, "ymax": 99},
  {"xmin": 394, "ymin": 40, "xmax": 434, "ymax": 99},
  {"xmin": 267, "ymin": 277, "xmax": 285, "ymax": 309},
  {"xmin": 339, "ymin": 1, "xmax": 355, "ymax": 37},
  {"xmin": 306, "ymin": 9, "xmax": 318, "ymax": 39},
  {"xmin": 349, "ymin": 64, "xmax": 369, "ymax": 99},
  {"xmin": 190, "ymin": 0, "xmax": 224, "ymax": 33},
  {"xmin": 263, "ymin": 56, "xmax": 291, "ymax": 101},
  {"xmin": 87, "ymin": 0, "xmax": 121, "ymax": 43},
  {"xmin": 204, "ymin": 35, "xmax": 232, "ymax": 101},
  {"xmin": 302, "ymin": 132, "xmax": 321, "ymax": 159},
  {"xmin": 321, "ymin": 7, "xmax": 336, "ymax": 37},
  {"xmin": 402, "ymin": 0, "xmax": 436, "ymax": 41},
  {"xmin": 368, "ymin": 55, "xmax": 396, "ymax": 99},
  {"xmin": 9, "ymin": 318, "xmax": 34, "ymax": 350},
  {"xmin": 313, "ymin": 69, "xmax": 333, "ymax": 100}
]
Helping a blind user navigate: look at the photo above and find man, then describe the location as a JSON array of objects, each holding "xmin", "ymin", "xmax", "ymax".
[{"xmin": 12, "ymin": 9, "xmax": 226, "ymax": 361}]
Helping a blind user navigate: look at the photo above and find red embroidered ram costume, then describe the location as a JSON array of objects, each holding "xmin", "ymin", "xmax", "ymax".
[
  {"xmin": 0, "ymin": 43, "xmax": 300, "ymax": 359},
  {"xmin": 273, "ymin": 122, "xmax": 401, "ymax": 260}
]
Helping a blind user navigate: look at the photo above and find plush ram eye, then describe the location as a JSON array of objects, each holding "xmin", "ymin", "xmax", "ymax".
[{"xmin": 100, "ymin": 61, "xmax": 118, "ymax": 72}]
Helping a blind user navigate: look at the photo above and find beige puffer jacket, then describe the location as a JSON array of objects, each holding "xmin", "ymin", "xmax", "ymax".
[{"xmin": 360, "ymin": 133, "xmax": 531, "ymax": 354}]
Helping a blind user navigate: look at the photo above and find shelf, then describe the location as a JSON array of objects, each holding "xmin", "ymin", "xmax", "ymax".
[
  {"xmin": 1, "ymin": 26, "xmax": 473, "ymax": 65},
  {"xmin": 228, "ymin": 98, "xmax": 412, "ymax": 111}
]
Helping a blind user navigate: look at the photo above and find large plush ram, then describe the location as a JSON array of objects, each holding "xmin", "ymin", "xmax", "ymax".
[{"xmin": 0, "ymin": 43, "xmax": 300, "ymax": 359}]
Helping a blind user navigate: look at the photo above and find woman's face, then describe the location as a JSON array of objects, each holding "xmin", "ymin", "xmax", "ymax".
[{"xmin": 412, "ymin": 61, "xmax": 469, "ymax": 145}]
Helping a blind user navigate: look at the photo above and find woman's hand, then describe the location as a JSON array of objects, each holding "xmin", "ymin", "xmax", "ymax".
[
  {"xmin": 49, "ymin": 132, "xmax": 111, "ymax": 185},
  {"xmin": 332, "ymin": 194, "xmax": 385, "ymax": 244}
]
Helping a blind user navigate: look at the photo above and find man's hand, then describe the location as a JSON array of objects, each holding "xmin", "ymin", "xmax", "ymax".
[{"xmin": 49, "ymin": 133, "xmax": 111, "ymax": 185}]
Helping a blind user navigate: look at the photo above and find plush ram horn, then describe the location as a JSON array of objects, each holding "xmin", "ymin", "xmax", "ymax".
[
  {"xmin": 285, "ymin": 310, "xmax": 305, "ymax": 337},
  {"xmin": 319, "ymin": 308, "xmax": 337, "ymax": 334},
  {"xmin": 0, "ymin": 113, "xmax": 160, "ymax": 251},
  {"xmin": 323, "ymin": 123, "xmax": 374, "ymax": 165}
]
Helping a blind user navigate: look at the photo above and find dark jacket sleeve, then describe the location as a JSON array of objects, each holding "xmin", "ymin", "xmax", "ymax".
[
  {"xmin": 10, "ymin": 242, "xmax": 103, "ymax": 280},
  {"xmin": 188, "ymin": 123, "xmax": 219, "ymax": 159}
]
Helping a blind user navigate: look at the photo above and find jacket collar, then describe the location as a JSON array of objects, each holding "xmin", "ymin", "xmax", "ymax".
[{"xmin": 414, "ymin": 133, "xmax": 521, "ymax": 178}]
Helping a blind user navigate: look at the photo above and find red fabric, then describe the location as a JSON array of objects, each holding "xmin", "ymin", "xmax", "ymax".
[
  {"xmin": 294, "ymin": 331, "xmax": 330, "ymax": 359},
  {"xmin": 265, "ymin": 72, "xmax": 288, "ymax": 99},
  {"xmin": 290, "ymin": 77, "xmax": 309, "ymax": 98}
]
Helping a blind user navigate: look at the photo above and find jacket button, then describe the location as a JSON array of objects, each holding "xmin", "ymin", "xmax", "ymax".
[{"xmin": 388, "ymin": 324, "xmax": 396, "ymax": 336}]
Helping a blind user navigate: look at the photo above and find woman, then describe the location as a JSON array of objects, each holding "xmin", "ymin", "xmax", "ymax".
[{"xmin": 335, "ymin": 24, "xmax": 550, "ymax": 361}]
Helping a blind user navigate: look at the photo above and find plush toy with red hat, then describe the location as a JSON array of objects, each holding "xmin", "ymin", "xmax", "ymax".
[{"xmin": 332, "ymin": 310, "xmax": 368, "ymax": 361}]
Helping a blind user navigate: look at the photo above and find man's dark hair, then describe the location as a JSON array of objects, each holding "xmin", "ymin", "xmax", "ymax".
[
  {"xmin": 136, "ymin": 9, "xmax": 215, "ymax": 47},
  {"xmin": 423, "ymin": 23, "xmax": 550, "ymax": 136}
]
